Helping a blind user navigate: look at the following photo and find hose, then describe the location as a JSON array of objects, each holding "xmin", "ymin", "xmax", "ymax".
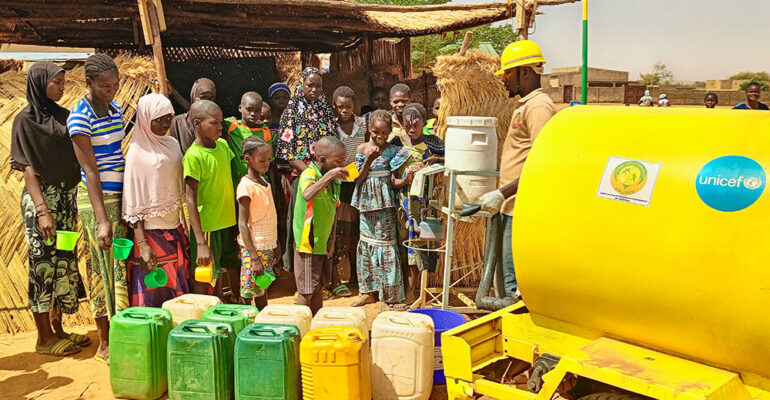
[{"xmin": 475, "ymin": 213, "xmax": 516, "ymax": 311}]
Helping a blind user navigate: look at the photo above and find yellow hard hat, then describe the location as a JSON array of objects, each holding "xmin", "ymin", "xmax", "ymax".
[{"xmin": 494, "ymin": 40, "xmax": 546, "ymax": 76}]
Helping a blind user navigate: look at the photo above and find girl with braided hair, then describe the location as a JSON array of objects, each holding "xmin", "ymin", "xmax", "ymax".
[
  {"xmin": 351, "ymin": 110, "xmax": 411, "ymax": 308},
  {"xmin": 390, "ymin": 103, "xmax": 445, "ymax": 298},
  {"xmin": 68, "ymin": 53, "xmax": 128, "ymax": 364}
]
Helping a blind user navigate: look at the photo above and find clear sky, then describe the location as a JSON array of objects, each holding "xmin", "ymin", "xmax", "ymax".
[{"xmin": 454, "ymin": 0, "xmax": 770, "ymax": 81}]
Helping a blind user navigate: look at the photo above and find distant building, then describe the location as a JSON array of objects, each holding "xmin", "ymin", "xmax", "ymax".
[
  {"xmin": 541, "ymin": 66, "xmax": 643, "ymax": 104},
  {"xmin": 705, "ymin": 79, "xmax": 746, "ymax": 91}
]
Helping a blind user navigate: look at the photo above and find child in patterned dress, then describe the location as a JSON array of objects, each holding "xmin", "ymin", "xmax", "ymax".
[{"xmin": 236, "ymin": 136, "xmax": 280, "ymax": 309}]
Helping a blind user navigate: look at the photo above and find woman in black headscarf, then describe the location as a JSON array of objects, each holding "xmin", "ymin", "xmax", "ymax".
[{"xmin": 11, "ymin": 61, "xmax": 88, "ymax": 356}]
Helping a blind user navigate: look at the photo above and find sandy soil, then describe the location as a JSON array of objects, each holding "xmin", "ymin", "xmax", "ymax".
[{"xmin": 0, "ymin": 271, "xmax": 452, "ymax": 399}]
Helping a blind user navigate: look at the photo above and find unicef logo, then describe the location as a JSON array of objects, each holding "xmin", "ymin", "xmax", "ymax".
[{"xmin": 696, "ymin": 155, "xmax": 765, "ymax": 212}]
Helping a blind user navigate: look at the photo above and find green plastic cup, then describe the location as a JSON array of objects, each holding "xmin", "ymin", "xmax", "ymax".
[
  {"xmin": 144, "ymin": 268, "xmax": 168, "ymax": 288},
  {"xmin": 112, "ymin": 238, "xmax": 134, "ymax": 260},
  {"xmin": 55, "ymin": 230, "xmax": 79, "ymax": 251},
  {"xmin": 254, "ymin": 272, "xmax": 276, "ymax": 289}
]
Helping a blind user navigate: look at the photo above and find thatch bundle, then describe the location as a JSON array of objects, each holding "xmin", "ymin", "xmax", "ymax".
[
  {"xmin": 428, "ymin": 51, "xmax": 515, "ymax": 288},
  {"xmin": 0, "ymin": 55, "xmax": 157, "ymax": 335}
]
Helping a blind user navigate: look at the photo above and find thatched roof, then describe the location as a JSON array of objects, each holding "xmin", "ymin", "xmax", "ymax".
[{"xmin": 0, "ymin": 0, "xmax": 574, "ymax": 53}]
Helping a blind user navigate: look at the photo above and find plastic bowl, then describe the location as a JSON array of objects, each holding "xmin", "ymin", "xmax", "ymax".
[
  {"xmin": 144, "ymin": 268, "xmax": 168, "ymax": 288},
  {"xmin": 112, "ymin": 238, "xmax": 134, "ymax": 260},
  {"xmin": 254, "ymin": 272, "xmax": 276, "ymax": 289},
  {"xmin": 55, "ymin": 230, "xmax": 79, "ymax": 251}
]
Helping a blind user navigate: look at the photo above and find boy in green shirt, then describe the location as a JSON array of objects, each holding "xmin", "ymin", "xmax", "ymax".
[
  {"xmin": 183, "ymin": 100, "xmax": 240, "ymax": 298},
  {"xmin": 225, "ymin": 91, "xmax": 275, "ymax": 186},
  {"xmin": 293, "ymin": 136, "xmax": 348, "ymax": 314}
]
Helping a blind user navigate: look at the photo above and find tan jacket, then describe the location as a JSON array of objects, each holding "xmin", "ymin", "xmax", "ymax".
[{"xmin": 499, "ymin": 88, "xmax": 556, "ymax": 216}]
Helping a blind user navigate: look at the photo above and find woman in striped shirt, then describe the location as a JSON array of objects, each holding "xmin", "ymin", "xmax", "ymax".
[{"xmin": 68, "ymin": 54, "xmax": 128, "ymax": 364}]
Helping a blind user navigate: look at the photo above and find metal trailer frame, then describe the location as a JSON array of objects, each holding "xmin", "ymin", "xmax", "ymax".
[{"xmin": 441, "ymin": 303, "xmax": 770, "ymax": 400}]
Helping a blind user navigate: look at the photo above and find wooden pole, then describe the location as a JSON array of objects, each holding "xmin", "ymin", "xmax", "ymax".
[
  {"xmin": 458, "ymin": 31, "xmax": 474, "ymax": 56},
  {"xmin": 138, "ymin": 0, "xmax": 168, "ymax": 95}
]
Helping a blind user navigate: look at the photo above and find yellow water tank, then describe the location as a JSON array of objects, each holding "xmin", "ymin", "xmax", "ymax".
[{"xmin": 513, "ymin": 107, "xmax": 770, "ymax": 379}]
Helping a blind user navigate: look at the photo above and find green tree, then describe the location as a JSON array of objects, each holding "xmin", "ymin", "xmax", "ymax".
[
  {"xmin": 411, "ymin": 24, "xmax": 518, "ymax": 72},
  {"xmin": 359, "ymin": 0, "xmax": 517, "ymax": 72},
  {"xmin": 639, "ymin": 62, "xmax": 674, "ymax": 85},
  {"xmin": 729, "ymin": 72, "xmax": 770, "ymax": 91}
]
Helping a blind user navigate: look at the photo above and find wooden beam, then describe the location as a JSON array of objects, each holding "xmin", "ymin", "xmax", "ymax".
[
  {"xmin": 183, "ymin": 0, "xmax": 571, "ymax": 12},
  {"xmin": 136, "ymin": 0, "xmax": 153, "ymax": 45},
  {"xmin": 147, "ymin": 1, "xmax": 168, "ymax": 94},
  {"xmin": 458, "ymin": 31, "xmax": 473, "ymax": 56}
]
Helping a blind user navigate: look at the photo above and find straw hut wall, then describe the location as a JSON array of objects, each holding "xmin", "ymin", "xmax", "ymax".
[
  {"xmin": 0, "ymin": 56, "xmax": 157, "ymax": 334},
  {"xmin": 428, "ymin": 51, "xmax": 515, "ymax": 288}
]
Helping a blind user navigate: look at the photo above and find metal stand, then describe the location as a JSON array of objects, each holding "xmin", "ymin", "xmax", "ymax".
[{"xmin": 407, "ymin": 167, "xmax": 498, "ymax": 312}]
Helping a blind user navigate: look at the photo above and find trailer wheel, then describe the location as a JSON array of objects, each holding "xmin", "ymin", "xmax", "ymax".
[{"xmin": 578, "ymin": 393, "xmax": 647, "ymax": 400}]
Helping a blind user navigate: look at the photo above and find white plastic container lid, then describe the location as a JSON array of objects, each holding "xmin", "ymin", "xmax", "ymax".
[{"xmin": 446, "ymin": 116, "xmax": 498, "ymax": 127}]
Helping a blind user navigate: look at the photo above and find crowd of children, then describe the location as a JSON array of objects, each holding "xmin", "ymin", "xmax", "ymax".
[{"xmin": 11, "ymin": 55, "xmax": 446, "ymax": 361}]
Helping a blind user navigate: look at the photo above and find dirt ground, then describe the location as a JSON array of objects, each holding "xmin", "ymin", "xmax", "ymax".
[{"xmin": 0, "ymin": 271, "xmax": 453, "ymax": 400}]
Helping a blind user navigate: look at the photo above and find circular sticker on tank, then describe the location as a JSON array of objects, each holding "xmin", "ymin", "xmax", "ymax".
[{"xmin": 696, "ymin": 155, "xmax": 765, "ymax": 212}]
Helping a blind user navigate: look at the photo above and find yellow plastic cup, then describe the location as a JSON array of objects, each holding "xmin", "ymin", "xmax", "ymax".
[
  {"xmin": 344, "ymin": 162, "xmax": 359, "ymax": 182},
  {"xmin": 112, "ymin": 238, "xmax": 134, "ymax": 260},
  {"xmin": 195, "ymin": 264, "xmax": 213, "ymax": 283},
  {"xmin": 55, "ymin": 230, "xmax": 79, "ymax": 251}
]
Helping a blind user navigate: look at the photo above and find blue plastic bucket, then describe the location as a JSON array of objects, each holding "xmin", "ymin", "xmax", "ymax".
[{"xmin": 409, "ymin": 308, "xmax": 466, "ymax": 385}]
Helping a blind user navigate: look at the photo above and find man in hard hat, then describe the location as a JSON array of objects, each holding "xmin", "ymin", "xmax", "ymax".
[{"xmin": 478, "ymin": 39, "xmax": 556, "ymax": 299}]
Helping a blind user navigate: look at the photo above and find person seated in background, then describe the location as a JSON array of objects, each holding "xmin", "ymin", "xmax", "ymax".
[
  {"xmin": 704, "ymin": 92, "xmax": 718, "ymax": 109},
  {"xmin": 424, "ymin": 96, "xmax": 441, "ymax": 135},
  {"xmin": 733, "ymin": 82, "xmax": 769, "ymax": 110},
  {"xmin": 638, "ymin": 90, "xmax": 654, "ymax": 107},
  {"xmin": 388, "ymin": 83, "xmax": 412, "ymax": 141},
  {"xmin": 361, "ymin": 86, "xmax": 389, "ymax": 118},
  {"xmin": 183, "ymin": 100, "xmax": 241, "ymax": 301},
  {"xmin": 170, "ymin": 78, "xmax": 217, "ymax": 154},
  {"xmin": 658, "ymin": 93, "xmax": 671, "ymax": 107}
]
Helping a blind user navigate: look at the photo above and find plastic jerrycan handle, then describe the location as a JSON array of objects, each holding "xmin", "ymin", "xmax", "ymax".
[
  {"xmin": 250, "ymin": 328, "xmax": 278, "ymax": 337},
  {"xmin": 213, "ymin": 308, "xmax": 236, "ymax": 317},
  {"xmin": 125, "ymin": 312, "xmax": 150, "ymax": 320},
  {"xmin": 176, "ymin": 298, "xmax": 196, "ymax": 305},
  {"xmin": 387, "ymin": 315, "xmax": 413, "ymax": 326},
  {"xmin": 266, "ymin": 310, "xmax": 290, "ymax": 317},
  {"xmin": 183, "ymin": 324, "xmax": 212, "ymax": 334},
  {"xmin": 324, "ymin": 312, "xmax": 347, "ymax": 320}
]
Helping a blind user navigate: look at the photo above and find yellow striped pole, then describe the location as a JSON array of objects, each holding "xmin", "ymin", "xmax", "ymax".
[{"xmin": 581, "ymin": 0, "xmax": 588, "ymax": 104}]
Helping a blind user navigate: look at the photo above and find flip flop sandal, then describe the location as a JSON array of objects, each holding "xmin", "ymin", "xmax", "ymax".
[
  {"xmin": 64, "ymin": 333, "xmax": 91, "ymax": 347},
  {"xmin": 322, "ymin": 289, "xmax": 333, "ymax": 300},
  {"xmin": 388, "ymin": 303, "xmax": 410, "ymax": 311},
  {"xmin": 331, "ymin": 284, "xmax": 353, "ymax": 298},
  {"xmin": 38, "ymin": 338, "xmax": 80, "ymax": 357}
]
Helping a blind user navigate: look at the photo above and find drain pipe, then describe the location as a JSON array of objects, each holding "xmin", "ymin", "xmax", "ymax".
[{"xmin": 475, "ymin": 213, "xmax": 516, "ymax": 311}]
